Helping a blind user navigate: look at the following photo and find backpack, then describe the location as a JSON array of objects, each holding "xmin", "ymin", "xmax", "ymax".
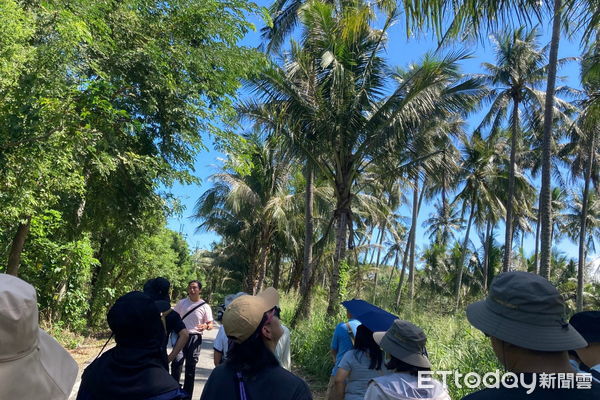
[{"xmin": 345, "ymin": 322, "xmax": 355, "ymax": 345}]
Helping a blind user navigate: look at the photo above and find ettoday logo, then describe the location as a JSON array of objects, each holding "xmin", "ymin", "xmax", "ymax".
[{"xmin": 418, "ymin": 371, "xmax": 594, "ymax": 394}]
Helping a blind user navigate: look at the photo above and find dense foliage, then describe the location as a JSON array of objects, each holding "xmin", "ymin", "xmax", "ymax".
[{"xmin": 0, "ymin": 0, "xmax": 263, "ymax": 329}]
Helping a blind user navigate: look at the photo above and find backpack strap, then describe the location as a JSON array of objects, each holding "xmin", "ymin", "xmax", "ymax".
[
  {"xmin": 160, "ymin": 308, "xmax": 172, "ymax": 336},
  {"xmin": 181, "ymin": 301, "xmax": 206, "ymax": 321},
  {"xmin": 345, "ymin": 322, "xmax": 355, "ymax": 345}
]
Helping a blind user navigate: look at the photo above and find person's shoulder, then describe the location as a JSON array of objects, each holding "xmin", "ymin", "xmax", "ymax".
[
  {"xmin": 334, "ymin": 321, "xmax": 346, "ymax": 332},
  {"xmin": 174, "ymin": 297, "xmax": 188, "ymax": 307},
  {"xmin": 273, "ymin": 367, "xmax": 312, "ymax": 398}
]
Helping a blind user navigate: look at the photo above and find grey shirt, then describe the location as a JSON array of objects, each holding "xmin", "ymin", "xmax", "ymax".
[{"xmin": 338, "ymin": 349, "xmax": 388, "ymax": 400}]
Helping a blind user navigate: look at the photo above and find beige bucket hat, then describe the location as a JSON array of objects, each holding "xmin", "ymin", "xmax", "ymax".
[{"xmin": 0, "ymin": 274, "xmax": 78, "ymax": 399}]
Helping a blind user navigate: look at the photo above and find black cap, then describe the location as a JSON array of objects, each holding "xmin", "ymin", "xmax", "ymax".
[
  {"xmin": 107, "ymin": 291, "xmax": 164, "ymax": 348},
  {"xmin": 143, "ymin": 277, "xmax": 171, "ymax": 302},
  {"xmin": 570, "ymin": 311, "xmax": 600, "ymax": 344}
]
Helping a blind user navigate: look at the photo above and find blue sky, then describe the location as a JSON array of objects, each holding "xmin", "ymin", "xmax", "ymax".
[{"xmin": 167, "ymin": 2, "xmax": 591, "ymax": 262}]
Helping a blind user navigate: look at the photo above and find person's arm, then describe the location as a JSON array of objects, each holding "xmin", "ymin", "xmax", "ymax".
[
  {"xmin": 213, "ymin": 349, "xmax": 223, "ymax": 366},
  {"xmin": 331, "ymin": 324, "xmax": 339, "ymax": 362},
  {"xmin": 331, "ymin": 349, "xmax": 338, "ymax": 363},
  {"xmin": 333, "ymin": 368, "xmax": 349, "ymax": 400},
  {"xmin": 168, "ymin": 328, "xmax": 188, "ymax": 363},
  {"xmin": 205, "ymin": 303, "xmax": 214, "ymax": 330}
]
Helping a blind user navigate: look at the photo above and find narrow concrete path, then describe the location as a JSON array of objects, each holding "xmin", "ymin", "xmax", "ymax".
[{"xmin": 69, "ymin": 324, "xmax": 219, "ymax": 399}]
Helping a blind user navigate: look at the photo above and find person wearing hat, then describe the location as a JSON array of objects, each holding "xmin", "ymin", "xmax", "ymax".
[
  {"xmin": 0, "ymin": 273, "xmax": 78, "ymax": 400},
  {"xmin": 570, "ymin": 311, "xmax": 600, "ymax": 382},
  {"xmin": 462, "ymin": 271, "xmax": 600, "ymax": 399},
  {"xmin": 365, "ymin": 319, "xmax": 450, "ymax": 400},
  {"xmin": 77, "ymin": 291, "xmax": 186, "ymax": 400},
  {"xmin": 144, "ymin": 277, "xmax": 189, "ymax": 364},
  {"xmin": 200, "ymin": 287, "xmax": 312, "ymax": 400}
]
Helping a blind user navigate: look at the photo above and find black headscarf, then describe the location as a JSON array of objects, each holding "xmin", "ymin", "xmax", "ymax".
[{"xmin": 77, "ymin": 292, "xmax": 180, "ymax": 400}]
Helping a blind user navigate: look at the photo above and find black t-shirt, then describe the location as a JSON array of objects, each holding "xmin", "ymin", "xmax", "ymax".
[
  {"xmin": 165, "ymin": 309, "xmax": 186, "ymax": 336},
  {"xmin": 461, "ymin": 373, "xmax": 600, "ymax": 400},
  {"xmin": 200, "ymin": 363, "xmax": 312, "ymax": 400}
]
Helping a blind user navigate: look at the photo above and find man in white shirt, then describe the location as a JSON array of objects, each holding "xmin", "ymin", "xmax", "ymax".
[{"xmin": 171, "ymin": 280, "xmax": 213, "ymax": 399}]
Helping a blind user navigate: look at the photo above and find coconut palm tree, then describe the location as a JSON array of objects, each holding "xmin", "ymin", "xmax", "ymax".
[
  {"xmin": 453, "ymin": 131, "xmax": 506, "ymax": 308},
  {"xmin": 560, "ymin": 47, "xmax": 600, "ymax": 310},
  {"xmin": 246, "ymin": 2, "xmax": 485, "ymax": 315},
  {"xmin": 402, "ymin": 0, "xmax": 599, "ymax": 279},
  {"xmin": 476, "ymin": 27, "xmax": 573, "ymax": 272},
  {"xmin": 193, "ymin": 134, "xmax": 295, "ymax": 294}
]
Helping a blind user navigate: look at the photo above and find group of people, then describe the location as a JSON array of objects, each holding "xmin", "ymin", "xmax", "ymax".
[
  {"xmin": 326, "ymin": 271, "xmax": 600, "ymax": 400},
  {"xmin": 0, "ymin": 270, "xmax": 599, "ymax": 400}
]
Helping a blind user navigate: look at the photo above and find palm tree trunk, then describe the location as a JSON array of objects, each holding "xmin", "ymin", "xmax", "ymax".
[
  {"xmin": 534, "ymin": 204, "xmax": 541, "ymax": 274},
  {"xmin": 300, "ymin": 163, "xmax": 314, "ymax": 293},
  {"xmin": 503, "ymin": 98, "xmax": 519, "ymax": 272},
  {"xmin": 455, "ymin": 194, "xmax": 476, "ymax": 310},
  {"xmin": 273, "ymin": 250, "xmax": 282, "ymax": 289},
  {"xmin": 327, "ymin": 206, "xmax": 348, "ymax": 316},
  {"xmin": 372, "ymin": 221, "xmax": 386, "ymax": 303},
  {"xmin": 483, "ymin": 219, "xmax": 492, "ymax": 292},
  {"xmin": 6, "ymin": 216, "xmax": 32, "ymax": 276},
  {"xmin": 539, "ymin": 0, "xmax": 562, "ymax": 279},
  {"xmin": 408, "ymin": 176, "xmax": 420, "ymax": 305},
  {"xmin": 577, "ymin": 133, "xmax": 595, "ymax": 311},
  {"xmin": 395, "ymin": 228, "xmax": 412, "ymax": 307}
]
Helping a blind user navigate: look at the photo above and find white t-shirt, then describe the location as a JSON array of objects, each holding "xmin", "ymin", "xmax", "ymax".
[
  {"xmin": 173, "ymin": 297, "xmax": 213, "ymax": 334},
  {"xmin": 275, "ymin": 325, "xmax": 291, "ymax": 370},
  {"xmin": 364, "ymin": 372, "xmax": 450, "ymax": 400},
  {"xmin": 214, "ymin": 326, "xmax": 229, "ymax": 355}
]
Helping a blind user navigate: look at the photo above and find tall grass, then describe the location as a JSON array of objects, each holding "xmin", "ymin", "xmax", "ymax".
[{"xmin": 282, "ymin": 291, "xmax": 500, "ymax": 399}]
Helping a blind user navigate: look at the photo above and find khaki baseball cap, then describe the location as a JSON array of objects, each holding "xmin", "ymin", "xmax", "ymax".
[{"xmin": 222, "ymin": 287, "xmax": 279, "ymax": 343}]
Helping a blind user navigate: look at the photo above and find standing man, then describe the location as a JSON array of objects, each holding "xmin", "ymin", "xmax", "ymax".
[
  {"xmin": 172, "ymin": 280, "xmax": 213, "ymax": 400},
  {"xmin": 326, "ymin": 310, "xmax": 360, "ymax": 400}
]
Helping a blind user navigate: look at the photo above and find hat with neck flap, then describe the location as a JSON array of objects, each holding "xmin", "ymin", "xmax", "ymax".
[{"xmin": 0, "ymin": 274, "xmax": 78, "ymax": 400}]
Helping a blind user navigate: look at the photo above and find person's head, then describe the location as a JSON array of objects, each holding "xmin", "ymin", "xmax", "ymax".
[
  {"xmin": 143, "ymin": 277, "xmax": 171, "ymax": 302},
  {"xmin": 373, "ymin": 319, "xmax": 431, "ymax": 376},
  {"xmin": 570, "ymin": 311, "xmax": 600, "ymax": 368},
  {"xmin": 222, "ymin": 287, "xmax": 283, "ymax": 375},
  {"xmin": 0, "ymin": 274, "xmax": 78, "ymax": 399},
  {"xmin": 354, "ymin": 324, "xmax": 383, "ymax": 370},
  {"xmin": 466, "ymin": 271, "xmax": 587, "ymax": 371},
  {"xmin": 107, "ymin": 291, "xmax": 164, "ymax": 350},
  {"xmin": 346, "ymin": 310, "xmax": 353, "ymax": 320},
  {"xmin": 224, "ymin": 292, "xmax": 247, "ymax": 308},
  {"xmin": 187, "ymin": 280, "xmax": 202, "ymax": 300}
]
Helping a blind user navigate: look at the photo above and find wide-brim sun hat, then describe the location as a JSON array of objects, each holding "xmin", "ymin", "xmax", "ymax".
[
  {"xmin": 0, "ymin": 274, "xmax": 78, "ymax": 399},
  {"xmin": 222, "ymin": 287, "xmax": 279, "ymax": 344},
  {"xmin": 466, "ymin": 271, "xmax": 587, "ymax": 352},
  {"xmin": 373, "ymin": 319, "xmax": 431, "ymax": 369}
]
